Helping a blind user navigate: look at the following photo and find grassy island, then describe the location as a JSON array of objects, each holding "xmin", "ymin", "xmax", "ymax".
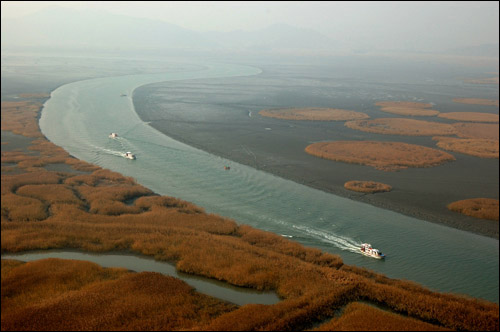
[
  {"xmin": 345, "ymin": 118, "xmax": 457, "ymax": 136},
  {"xmin": 344, "ymin": 181, "xmax": 392, "ymax": 193},
  {"xmin": 437, "ymin": 112, "xmax": 499, "ymax": 123},
  {"xmin": 305, "ymin": 141, "xmax": 456, "ymax": 171},
  {"xmin": 447, "ymin": 198, "xmax": 499, "ymax": 221},
  {"xmin": 375, "ymin": 101, "xmax": 440, "ymax": 116},
  {"xmin": 452, "ymin": 98, "xmax": 499, "ymax": 107},
  {"xmin": 258, "ymin": 108, "xmax": 369, "ymax": 121},
  {"xmin": 1, "ymin": 97, "xmax": 498, "ymax": 331},
  {"xmin": 433, "ymin": 136, "xmax": 499, "ymax": 158}
]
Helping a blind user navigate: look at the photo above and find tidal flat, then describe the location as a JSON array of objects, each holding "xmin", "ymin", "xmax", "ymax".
[{"xmin": 133, "ymin": 61, "xmax": 499, "ymax": 238}]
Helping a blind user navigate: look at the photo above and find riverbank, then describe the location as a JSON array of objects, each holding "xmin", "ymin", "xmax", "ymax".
[{"xmin": 2, "ymin": 94, "xmax": 498, "ymax": 330}]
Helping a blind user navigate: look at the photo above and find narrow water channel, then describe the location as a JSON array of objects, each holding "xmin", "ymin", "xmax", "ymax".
[{"xmin": 1, "ymin": 251, "xmax": 280, "ymax": 306}]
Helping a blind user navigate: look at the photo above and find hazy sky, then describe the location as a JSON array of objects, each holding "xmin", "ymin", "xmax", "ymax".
[{"xmin": 1, "ymin": 1, "xmax": 499, "ymax": 51}]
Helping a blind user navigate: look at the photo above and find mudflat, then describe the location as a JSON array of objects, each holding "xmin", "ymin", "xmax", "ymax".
[{"xmin": 133, "ymin": 63, "xmax": 499, "ymax": 238}]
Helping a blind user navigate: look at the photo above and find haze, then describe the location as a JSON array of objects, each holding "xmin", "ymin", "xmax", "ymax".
[{"xmin": 1, "ymin": 1, "xmax": 499, "ymax": 56}]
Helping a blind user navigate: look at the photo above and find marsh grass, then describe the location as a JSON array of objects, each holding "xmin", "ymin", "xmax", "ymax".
[{"xmin": 1, "ymin": 98, "xmax": 498, "ymax": 331}]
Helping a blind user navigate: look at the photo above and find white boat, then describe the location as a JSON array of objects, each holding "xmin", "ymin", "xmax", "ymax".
[
  {"xmin": 360, "ymin": 243, "xmax": 385, "ymax": 259},
  {"xmin": 124, "ymin": 152, "xmax": 136, "ymax": 160},
  {"xmin": 109, "ymin": 132, "xmax": 118, "ymax": 138}
]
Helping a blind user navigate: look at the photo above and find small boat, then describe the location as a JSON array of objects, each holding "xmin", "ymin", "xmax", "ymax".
[
  {"xmin": 109, "ymin": 132, "xmax": 118, "ymax": 138},
  {"xmin": 360, "ymin": 243, "xmax": 385, "ymax": 259},
  {"xmin": 124, "ymin": 152, "xmax": 136, "ymax": 160},
  {"xmin": 120, "ymin": 93, "xmax": 127, "ymax": 97},
  {"xmin": 224, "ymin": 166, "xmax": 231, "ymax": 170}
]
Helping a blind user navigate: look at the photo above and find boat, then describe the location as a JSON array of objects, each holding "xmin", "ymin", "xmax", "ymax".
[
  {"xmin": 224, "ymin": 166, "xmax": 231, "ymax": 170},
  {"xmin": 109, "ymin": 132, "xmax": 118, "ymax": 138},
  {"xmin": 124, "ymin": 152, "xmax": 136, "ymax": 160},
  {"xmin": 360, "ymin": 243, "xmax": 385, "ymax": 259}
]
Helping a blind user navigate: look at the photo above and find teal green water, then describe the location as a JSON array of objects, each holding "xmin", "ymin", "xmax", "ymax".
[{"xmin": 39, "ymin": 62, "xmax": 499, "ymax": 303}]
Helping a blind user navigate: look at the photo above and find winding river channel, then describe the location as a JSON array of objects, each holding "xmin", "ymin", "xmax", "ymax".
[{"xmin": 38, "ymin": 62, "xmax": 498, "ymax": 303}]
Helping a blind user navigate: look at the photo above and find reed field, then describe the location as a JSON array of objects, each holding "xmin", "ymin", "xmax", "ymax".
[
  {"xmin": 345, "ymin": 118, "xmax": 457, "ymax": 136},
  {"xmin": 438, "ymin": 112, "xmax": 499, "ymax": 123},
  {"xmin": 375, "ymin": 101, "xmax": 440, "ymax": 116},
  {"xmin": 447, "ymin": 198, "xmax": 499, "ymax": 221},
  {"xmin": 433, "ymin": 136, "xmax": 499, "ymax": 159},
  {"xmin": 1, "ymin": 98, "xmax": 499, "ymax": 331},
  {"xmin": 305, "ymin": 141, "xmax": 456, "ymax": 171},
  {"xmin": 344, "ymin": 181, "xmax": 392, "ymax": 193},
  {"xmin": 452, "ymin": 98, "xmax": 499, "ymax": 107},
  {"xmin": 258, "ymin": 108, "xmax": 370, "ymax": 121}
]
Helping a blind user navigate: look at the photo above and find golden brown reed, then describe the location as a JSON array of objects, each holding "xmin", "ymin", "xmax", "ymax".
[
  {"xmin": 447, "ymin": 198, "xmax": 499, "ymax": 221},
  {"xmin": 453, "ymin": 122, "xmax": 499, "ymax": 140},
  {"xmin": 452, "ymin": 98, "xmax": 499, "ymax": 107},
  {"xmin": 311, "ymin": 302, "xmax": 451, "ymax": 331},
  {"xmin": 345, "ymin": 118, "xmax": 457, "ymax": 136},
  {"xmin": 259, "ymin": 108, "xmax": 370, "ymax": 121},
  {"xmin": 344, "ymin": 180, "xmax": 392, "ymax": 193},
  {"xmin": 375, "ymin": 101, "xmax": 440, "ymax": 116},
  {"xmin": 1, "ymin": 259, "xmax": 236, "ymax": 331},
  {"xmin": 438, "ymin": 112, "xmax": 499, "ymax": 123},
  {"xmin": 305, "ymin": 141, "xmax": 456, "ymax": 171},
  {"xmin": 1, "ymin": 98, "xmax": 499, "ymax": 331},
  {"xmin": 433, "ymin": 136, "xmax": 499, "ymax": 158}
]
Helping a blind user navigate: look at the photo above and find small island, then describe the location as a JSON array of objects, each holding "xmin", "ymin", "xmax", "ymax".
[
  {"xmin": 259, "ymin": 108, "xmax": 369, "ymax": 121},
  {"xmin": 447, "ymin": 198, "xmax": 499, "ymax": 221},
  {"xmin": 453, "ymin": 122, "xmax": 499, "ymax": 140},
  {"xmin": 345, "ymin": 118, "xmax": 457, "ymax": 136},
  {"xmin": 437, "ymin": 112, "xmax": 499, "ymax": 123},
  {"xmin": 305, "ymin": 141, "xmax": 456, "ymax": 171},
  {"xmin": 433, "ymin": 137, "xmax": 499, "ymax": 158},
  {"xmin": 452, "ymin": 98, "xmax": 499, "ymax": 107},
  {"xmin": 344, "ymin": 180, "xmax": 392, "ymax": 193},
  {"xmin": 375, "ymin": 101, "xmax": 440, "ymax": 116}
]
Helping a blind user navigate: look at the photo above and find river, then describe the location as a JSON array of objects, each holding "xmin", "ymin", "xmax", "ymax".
[{"xmin": 38, "ymin": 61, "xmax": 499, "ymax": 303}]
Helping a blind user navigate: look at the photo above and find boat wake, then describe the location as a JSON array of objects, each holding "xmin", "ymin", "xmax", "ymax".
[{"xmin": 291, "ymin": 224, "xmax": 361, "ymax": 253}]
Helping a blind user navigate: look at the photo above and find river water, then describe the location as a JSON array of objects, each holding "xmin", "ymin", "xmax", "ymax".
[{"xmin": 39, "ymin": 62, "xmax": 499, "ymax": 303}]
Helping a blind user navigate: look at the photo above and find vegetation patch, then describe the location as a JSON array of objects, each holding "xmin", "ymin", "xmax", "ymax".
[
  {"xmin": 1, "ymin": 258, "xmax": 236, "ymax": 331},
  {"xmin": 438, "ymin": 112, "xmax": 499, "ymax": 123},
  {"xmin": 345, "ymin": 118, "xmax": 456, "ymax": 136},
  {"xmin": 453, "ymin": 122, "xmax": 499, "ymax": 140},
  {"xmin": 1, "ymin": 97, "xmax": 498, "ymax": 331},
  {"xmin": 375, "ymin": 101, "xmax": 440, "ymax": 116},
  {"xmin": 452, "ymin": 98, "xmax": 499, "ymax": 107},
  {"xmin": 259, "ymin": 108, "xmax": 369, "ymax": 121},
  {"xmin": 311, "ymin": 302, "xmax": 451, "ymax": 331},
  {"xmin": 344, "ymin": 180, "xmax": 392, "ymax": 193},
  {"xmin": 447, "ymin": 198, "xmax": 499, "ymax": 221},
  {"xmin": 433, "ymin": 136, "xmax": 499, "ymax": 158},
  {"xmin": 305, "ymin": 141, "xmax": 456, "ymax": 171}
]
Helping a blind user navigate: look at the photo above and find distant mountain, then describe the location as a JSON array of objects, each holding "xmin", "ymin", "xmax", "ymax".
[
  {"xmin": 202, "ymin": 23, "xmax": 342, "ymax": 52},
  {"xmin": 1, "ymin": 6, "xmax": 219, "ymax": 51},
  {"xmin": 1, "ymin": 7, "xmax": 342, "ymax": 55}
]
